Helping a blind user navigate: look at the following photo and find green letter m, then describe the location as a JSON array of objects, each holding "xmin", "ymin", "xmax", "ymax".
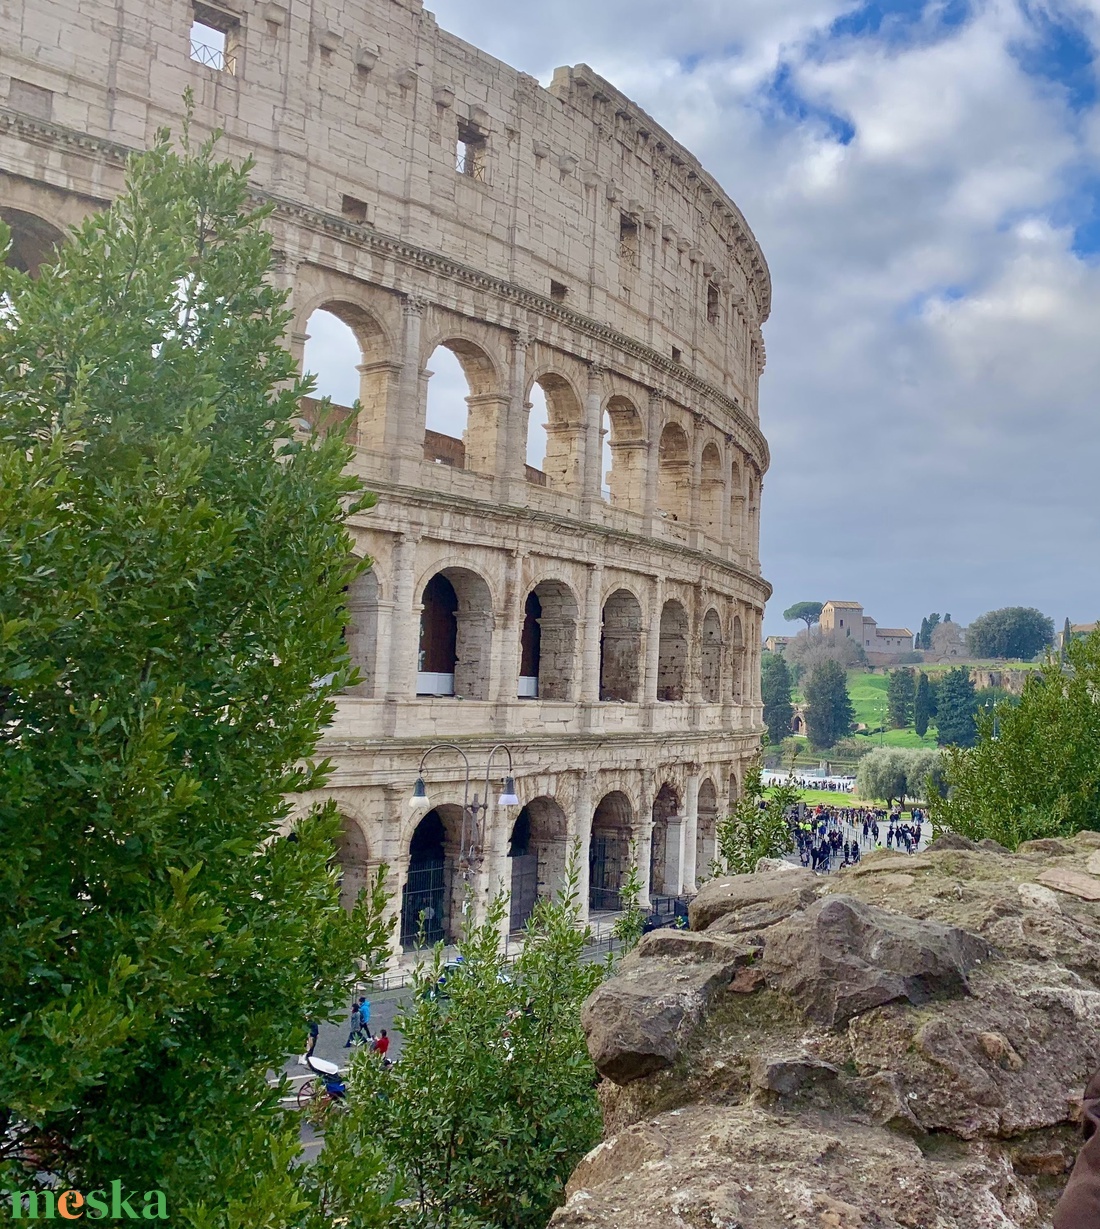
[{"xmin": 12, "ymin": 1189, "xmax": 57, "ymax": 1218}]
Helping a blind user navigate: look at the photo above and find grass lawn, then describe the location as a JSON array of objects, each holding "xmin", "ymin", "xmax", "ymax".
[{"xmin": 768, "ymin": 785, "xmax": 923, "ymax": 814}]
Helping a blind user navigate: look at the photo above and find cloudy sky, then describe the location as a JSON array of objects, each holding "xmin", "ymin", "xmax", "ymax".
[{"xmin": 308, "ymin": 0, "xmax": 1100, "ymax": 638}]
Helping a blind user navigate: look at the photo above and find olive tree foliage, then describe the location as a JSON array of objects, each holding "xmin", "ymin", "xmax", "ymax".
[
  {"xmin": 785, "ymin": 628, "xmax": 866, "ymax": 679},
  {"xmin": 933, "ymin": 630, "xmax": 1100, "ymax": 849},
  {"xmin": 306, "ymin": 849, "xmax": 605, "ymax": 1229},
  {"xmin": 966, "ymin": 607, "xmax": 1055, "ymax": 661},
  {"xmin": 714, "ymin": 758, "xmax": 798, "ymax": 875},
  {"xmin": 856, "ymin": 748, "xmax": 944, "ymax": 807},
  {"xmin": 0, "ymin": 125, "xmax": 391, "ymax": 1225}
]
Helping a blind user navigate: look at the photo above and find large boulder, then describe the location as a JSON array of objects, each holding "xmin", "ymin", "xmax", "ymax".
[
  {"xmin": 762, "ymin": 894, "xmax": 992, "ymax": 1026},
  {"xmin": 569, "ymin": 834, "xmax": 1100, "ymax": 1227}
]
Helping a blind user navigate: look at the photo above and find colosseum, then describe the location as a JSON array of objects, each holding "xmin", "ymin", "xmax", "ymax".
[{"xmin": 1, "ymin": 0, "xmax": 771, "ymax": 961}]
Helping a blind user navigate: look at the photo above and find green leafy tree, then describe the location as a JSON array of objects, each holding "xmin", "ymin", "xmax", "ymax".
[
  {"xmin": 914, "ymin": 671, "xmax": 933, "ymax": 737},
  {"xmin": 0, "ymin": 127, "xmax": 391, "ymax": 1222},
  {"xmin": 935, "ymin": 666, "xmax": 978, "ymax": 747},
  {"xmin": 803, "ymin": 660, "xmax": 855, "ymax": 750},
  {"xmin": 918, "ymin": 613, "xmax": 941, "ymax": 650},
  {"xmin": 1063, "ymin": 617, "xmax": 1073, "ymax": 662},
  {"xmin": 714, "ymin": 757, "xmax": 798, "ymax": 875},
  {"xmin": 612, "ymin": 843, "xmax": 647, "ymax": 954},
  {"xmin": 761, "ymin": 651, "xmax": 794, "ymax": 745},
  {"xmin": 966, "ymin": 606, "xmax": 1054, "ymax": 660},
  {"xmin": 886, "ymin": 668, "xmax": 916, "ymax": 729},
  {"xmin": 782, "ymin": 601, "xmax": 824, "ymax": 633},
  {"xmin": 307, "ymin": 852, "xmax": 605, "ymax": 1229},
  {"xmin": 933, "ymin": 630, "xmax": 1100, "ymax": 848},
  {"xmin": 857, "ymin": 748, "xmax": 944, "ymax": 807}
]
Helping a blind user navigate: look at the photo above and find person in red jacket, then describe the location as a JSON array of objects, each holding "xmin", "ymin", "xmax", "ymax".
[
  {"xmin": 371, "ymin": 1029, "xmax": 390, "ymax": 1060},
  {"xmin": 1055, "ymin": 1070, "xmax": 1100, "ymax": 1228}
]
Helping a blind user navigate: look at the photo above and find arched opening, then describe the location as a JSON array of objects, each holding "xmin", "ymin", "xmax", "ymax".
[
  {"xmin": 700, "ymin": 442, "xmax": 723, "ymax": 539},
  {"xmin": 0, "ymin": 208, "xmax": 64, "ymax": 277},
  {"xmin": 731, "ymin": 615, "xmax": 745, "ymax": 703},
  {"xmin": 696, "ymin": 779, "xmax": 718, "ymax": 880},
  {"xmin": 701, "ymin": 608, "xmax": 723, "ymax": 703},
  {"xmin": 792, "ymin": 714, "xmax": 803, "ymax": 734},
  {"xmin": 334, "ymin": 815, "xmax": 370, "ymax": 910},
  {"xmin": 526, "ymin": 382, "xmax": 549, "ymax": 485},
  {"xmin": 657, "ymin": 421, "xmax": 691, "ymax": 524},
  {"xmin": 302, "ymin": 303, "xmax": 390, "ymax": 445},
  {"xmin": 344, "ymin": 567, "xmax": 381, "ymax": 697},
  {"xmin": 650, "ymin": 783, "xmax": 680, "ymax": 898},
  {"xmin": 519, "ymin": 579, "xmax": 578, "ymax": 701},
  {"xmin": 657, "ymin": 600, "xmax": 689, "ymax": 702},
  {"xmin": 400, "ymin": 806, "xmax": 461, "ymax": 947},
  {"xmin": 603, "ymin": 397, "xmax": 646, "ymax": 512},
  {"xmin": 589, "ymin": 791, "xmax": 632, "ymax": 912},
  {"xmin": 728, "ymin": 769, "xmax": 741, "ymax": 815},
  {"xmin": 531, "ymin": 373, "xmax": 583, "ymax": 493},
  {"xmin": 600, "ymin": 589, "xmax": 642, "ymax": 702},
  {"xmin": 729, "ymin": 459, "xmax": 744, "ymax": 552},
  {"xmin": 424, "ymin": 338, "xmax": 499, "ymax": 475},
  {"xmin": 417, "ymin": 567, "xmax": 493, "ymax": 699},
  {"xmin": 508, "ymin": 797, "xmax": 568, "ymax": 931}
]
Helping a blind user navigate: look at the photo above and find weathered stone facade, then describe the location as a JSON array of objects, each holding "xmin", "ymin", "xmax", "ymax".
[{"xmin": 1, "ymin": 0, "xmax": 772, "ymax": 960}]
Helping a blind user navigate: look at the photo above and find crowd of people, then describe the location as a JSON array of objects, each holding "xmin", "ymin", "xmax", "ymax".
[{"xmin": 791, "ymin": 805, "xmax": 928, "ymax": 873}]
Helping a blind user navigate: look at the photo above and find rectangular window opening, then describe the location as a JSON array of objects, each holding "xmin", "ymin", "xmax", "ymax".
[
  {"xmin": 341, "ymin": 195, "xmax": 369, "ymax": 224},
  {"xmin": 707, "ymin": 283, "xmax": 720, "ymax": 325},
  {"xmin": 550, "ymin": 280, "xmax": 568, "ymax": 303},
  {"xmin": 456, "ymin": 120, "xmax": 487, "ymax": 181},
  {"xmin": 190, "ymin": 4, "xmax": 238, "ymax": 73},
  {"xmin": 671, "ymin": 346, "xmax": 682, "ymax": 362},
  {"xmin": 619, "ymin": 215, "xmax": 639, "ymax": 268}
]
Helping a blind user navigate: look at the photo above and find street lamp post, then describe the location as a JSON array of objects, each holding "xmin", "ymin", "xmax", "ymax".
[{"xmin": 409, "ymin": 742, "xmax": 520, "ymax": 882}]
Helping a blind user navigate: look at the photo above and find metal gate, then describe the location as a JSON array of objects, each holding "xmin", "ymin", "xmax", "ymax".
[
  {"xmin": 589, "ymin": 833, "xmax": 625, "ymax": 912},
  {"xmin": 509, "ymin": 852, "xmax": 539, "ymax": 932},
  {"xmin": 400, "ymin": 857, "xmax": 446, "ymax": 947}
]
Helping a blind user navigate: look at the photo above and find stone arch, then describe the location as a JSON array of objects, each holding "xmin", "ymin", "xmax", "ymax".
[
  {"xmin": 728, "ymin": 766, "xmax": 742, "ymax": 813},
  {"xmin": 344, "ymin": 566, "xmax": 383, "ymax": 697},
  {"xmin": 700, "ymin": 441, "xmax": 723, "ymax": 538},
  {"xmin": 600, "ymin": 588, "xmax": 643, "ymax": 702},
  {"xmin": 0, "ymin": 208, "xmax": 65, "ymax": 277},
  {"xmin": 650, "ymin": 782, "xmax": 680, "ymax": 897},
  {"xmin": 400, "ymin": 805, "xmax": 462, "ymax": 947},
  {"xmin": 602, "ymin": 395, "xmax": 646, "ymax": 512},
  {"xmin": 424, "ymin": 337, "xmax": 501, "ymax": 475},
  {"xmin": 529, "ymin": 371, "xmax": 584, "ymax": 493},
  {"xmin": 589, "ymin": 790, "xmax": 633, "ymax": 912},
  {"xmin": 657, "ymin": 421, "xmax": 691, "ymax": 523},
  {"xmin": 519, "ymin": 578, "xmax": 578, "ymax": 702},
  {"xmin": 334, "ymin": 814, "xmax": 371, "ymax": 910},
  {"xmin": 657, "ymin": 599, "xmax": 689, "ymax": 702},
  {"xmin": 416, "ymin": 566, "xmax": 493, "ymax": 700},
  {"xmin": 746, "ymin": 471, "xmax": 761, "ymax": 560},
  {"xmin": 301, "ymin": 300, "xmax": 393, "ymax": 447},
  {"xmin": 731, "ymin": 614, "xmax": 746, "ymax": 703},
  {"xmin": 701, "ymin": 607, "xmax": 723, "ymax": 703},
  {"xmin": 508, "ymin": 796, "xmax": 568, "ymax": 930},
  {"xmin": 697, "ymin": 778, "xmax": 718, "ymax": 878}
]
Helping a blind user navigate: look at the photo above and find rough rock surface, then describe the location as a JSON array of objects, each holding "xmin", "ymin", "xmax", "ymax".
[{"xmin": 558, "ymin": 832, "xmax": 1100, "ymax": 1229}]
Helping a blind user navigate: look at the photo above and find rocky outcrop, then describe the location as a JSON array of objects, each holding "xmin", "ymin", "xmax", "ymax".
[{"xmin": 557, "ymin": 831, "xmax": 1100, "ymax": 1229}]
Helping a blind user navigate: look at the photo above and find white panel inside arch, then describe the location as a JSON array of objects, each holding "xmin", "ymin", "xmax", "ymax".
[
  {"xmin": 526, "ymin": 382, "xmax": 548, "ymax": 469},
  {"xmin": 425, "ymin": 346, "xmax": 470, "ymax": 440},
  {"xmin": 303, "ymin": 309, "xmax": 361, "ymax": 407}
]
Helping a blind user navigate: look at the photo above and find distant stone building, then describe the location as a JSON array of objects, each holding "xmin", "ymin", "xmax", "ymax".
[
  {"xmin": 1060, "ymin": 622, "xmax": 1098, "ymax": 649},
  {"xmin": 764, "ymin": 636, "xmax": 791, "ymax": 654},
  {"xmin": 819, "ymin": 602, "xmax": 913, "ymax": 657}
]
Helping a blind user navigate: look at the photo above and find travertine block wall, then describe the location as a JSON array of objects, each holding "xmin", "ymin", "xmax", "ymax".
[{"xmin": 1, "ymin": 0, "xmax": 773, "ymax": 962}]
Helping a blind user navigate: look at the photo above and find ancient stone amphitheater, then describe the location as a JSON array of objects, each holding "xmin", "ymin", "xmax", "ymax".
[{"xmin": 1, "ymin": 0, "xmax": 771, "ymax": 960}]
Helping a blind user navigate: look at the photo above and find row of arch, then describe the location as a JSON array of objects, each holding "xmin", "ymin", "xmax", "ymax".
[
  {"xmin": 301, "ymin": 299, "xmax": 762, "ymax": 551},
  {"xmin": 346, "ymin": 562, "xmax": 755, "ymax": 704},
  {"xmin": 335, "ymin": 776, "xmax": 727, "ymax": 948}
]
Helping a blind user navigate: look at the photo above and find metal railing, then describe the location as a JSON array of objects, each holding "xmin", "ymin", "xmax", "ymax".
[{"xmin": 189, "ymin": 40, "xmax": 234, "ymax": 73}]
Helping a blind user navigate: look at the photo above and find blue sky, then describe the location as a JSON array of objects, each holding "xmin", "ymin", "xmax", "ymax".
[{"xmin": 309, "ymin": 0, "xmax": 1100, "ymax": 637}]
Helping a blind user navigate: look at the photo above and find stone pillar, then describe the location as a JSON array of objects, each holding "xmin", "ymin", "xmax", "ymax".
[
  {"xmin": 581, "ymin": 364, "xmax": 605, "ymax": 519},
  {"xmin": 636, "ymin": 818, "xmax": 654, "ymax": 910},
  {"xmin": 381, "ymin": 785, "xmax": 410, "ymax": 966},
  {"xmin": 688, "ymin": 414, "xmax": 705, "ymax": 547},
  {"xmin": 385, "ymin": 534, "xmax": 419, "ymax": 710},
  {"xmin": 644, "ymin": 575, "xmax": 664, "ymax": 705},
  {"xmin": 571, "ymin": 771, "xmax": 593, "ymax": 925},
  {"xmin": 582, "ymin": 563, "xmax": 604, "ymax": 703},
  {"xmin": 682, "ymin": 771, "xmax": 700, "ymax": 893},
  {"xmin": 496, "ymin": 550, "xmax": 524, "ymax": 715},
  {"xmin": 289, "ymin": 329, "xmax": 310, "ymax": 373},
  {"xmin": 642, "ymin": 391, "xmax": 662, "ymax": 533},
  {"xmin": 720, "ymin": 438, "xmax": 733, "ymax": 550},
  {"xmin": 387, "ymin": 296, "xmax": 425, "ymax": 481},
  {"xmin": 501, "ymin": 332, "xmax": 529, "ymax": 505}
]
